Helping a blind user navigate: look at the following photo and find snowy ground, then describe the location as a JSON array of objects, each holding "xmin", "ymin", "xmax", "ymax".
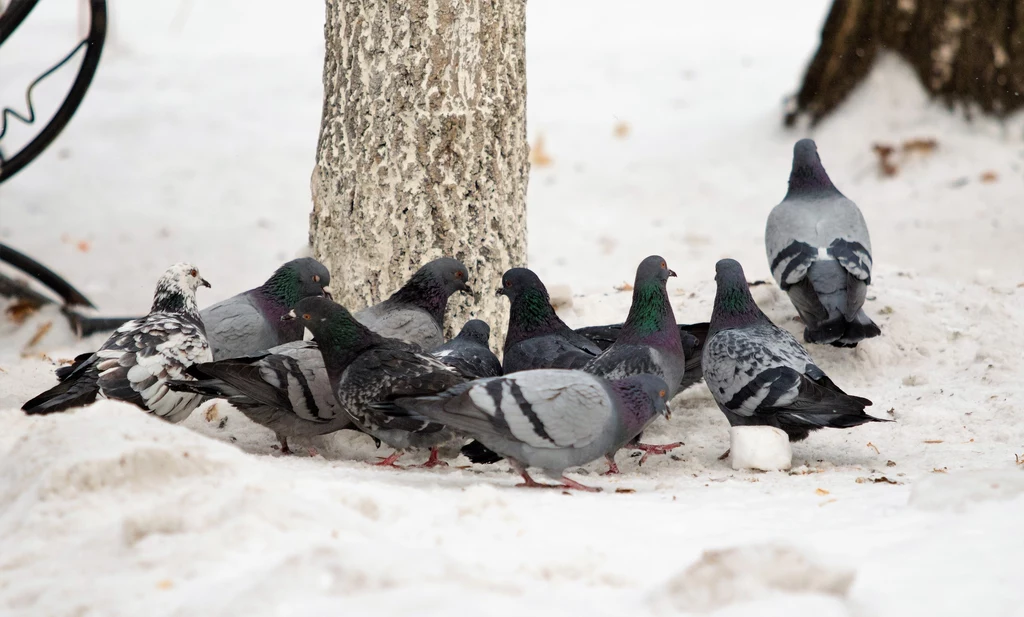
[{"xmin": 2, "ymin": 1, "xmax": 1024, "ymax": 615}]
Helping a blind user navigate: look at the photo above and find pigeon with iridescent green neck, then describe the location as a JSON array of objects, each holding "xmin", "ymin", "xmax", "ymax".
[
  {"xmin": 498, "ymin": 268, "xmax": 601, "ymax": 374},
  {"xmin": 201, "ymin": 258, "xmax": 332, "ymax": 360},
  {"xmin": 355, "ymin": 257, "xmax": 471, "ymax": 350},
  {"xmin": 583, "ymin": 255, "xmax": 686, "ymax": 470},
  {"xmin": 703, "ymin": 259, "xmax": 889, "ymax": 441}
]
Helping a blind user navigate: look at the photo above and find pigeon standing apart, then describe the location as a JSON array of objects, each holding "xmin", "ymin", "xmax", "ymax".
[
  {"xmin": 291, "ymin": 297, "xmax": 468, "ymax": 467},
  {"xmin": 430, "ymin": 319, "xmax": 502, "ymax": 379},
  {"xmin": 498, "ymin": 268, "xmax": 602, "ymax": 374},
  {"xmin": 22, "ymin": 263, "xmax": 213, "ymax": 423},
  {"xmin": 166, "ymin": 340, "xmax": 352, "ymax": 454},
  {"xmin": 355, "ymin": 257, "xmax": 471, "ymax": 350},
  {"xmin": 702, "ymin": 259, "xmax": 889, "ymax": 442},
  {"xmin": 201, "ymin": 258, "xmax": 332, "ymax": 360},
  {"xmin": 766, "ymin": 139, "xmax": 880, "ymax": 347},
  {"xmin": 582, "ymin": 256, "xmax": 687, "ymax": 471},
  {"xmin": 381, "ymin": 370, "xmax": 671, "ymax": 491}
]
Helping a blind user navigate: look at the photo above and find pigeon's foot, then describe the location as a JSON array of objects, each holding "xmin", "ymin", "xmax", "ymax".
[
  {"xmin": 601, "ymin": 455, "xmax": 621, "ymax": 476},
  {"xmin": 560, "ymin": 476, "xmax": 601, "ymax": 492},
  {"xmin": 278, "ymin": 436, "xmax": 292, "ymax": 455},
  {"xmin": 630, "ymin": 441, "xmax": 682, "ymax": 465},
  {"xmin": 373, "ymin": 451, "xmax": 405, "ymax": 467},
  {"xmin": 419, "ymin": 448, "xmax": 448, "ymax": 468},
  {"xmin": 306, "ymin": 446, "xmax": 320, "ymax": 458}
]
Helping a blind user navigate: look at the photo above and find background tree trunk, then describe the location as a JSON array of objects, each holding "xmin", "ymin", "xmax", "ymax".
[
  {"xmin": 309, "ymin": 0, "xmax": 529, "ymax": 348},
  {"xmin": 786, "ymin": 0, "xmax": 1024, "ymax": 126}
]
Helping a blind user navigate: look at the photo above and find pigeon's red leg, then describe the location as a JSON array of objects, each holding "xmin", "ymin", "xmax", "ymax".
[
  {"xmin": 278, "ymin": 436, "xmax": 292, "ymax": 455},
  {"xmin": 560, "ymin": 476, "xmax": 601, "ymax": 492},
  {"xmin": 511, "ymin": 461, "xmax": 561, "ymax": 489},
  {"xmin": 306, "ymin": 446, "xmax": 320, "ymax": 458},
  {"xmin": 374, "ymin": 451, "xmax": 405, "ymax": 467},
  {"xmin": 419, "ymin": 448, "xmax": 448, "ymax": 468},
  {"xmin": 601, "ymin": 454, "xmax": 620, "ymax": 476},
  {"xmin": 631, "ymin": 441, "xmax": 682, "ymax": 466}
]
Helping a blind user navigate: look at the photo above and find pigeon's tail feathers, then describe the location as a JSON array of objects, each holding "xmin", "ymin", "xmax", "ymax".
[
  {"xmin": 365, "ymin": 401, "xmax": 450, "ymax": 435},
  {"xmin": 165, "ymin": 378, "xmax": 238, "ymax": 399},
  {"xmin": 836, "ymin": 310, "xmax": 881, "ymax": 347},
  {"xmin": 803, "ymin": 315, "xmax": 847, "ymax": 346},
  {"xmin": 460, "ymin": 440, "xmax": 504, "ymax": 464},
  {"xmin": 55, "ymin": 352, "xmax": 95, "ymax": 382},
  {"xmin": 22, "ymin": 361, "xmax": 100, "ymax": 415}
]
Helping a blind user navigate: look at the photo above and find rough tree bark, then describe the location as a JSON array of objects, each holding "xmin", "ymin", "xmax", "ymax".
[
  {"xmin": 309, "ymin": 0, "xmax": 529, "ymax": 347},
  {"xmin": 786, "ymin": 0, "xmax": 1024, "ymax": 126}
]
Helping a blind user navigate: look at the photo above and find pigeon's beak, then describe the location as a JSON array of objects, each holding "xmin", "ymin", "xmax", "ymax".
[
  {"xmin": 200, "ymin": 278, "xmax": 212, "ymax": 288},
  {"xmin": 495, "ymin": 287, "xmax": 506, "ymax": 297},
  {"xmin": 664, "ymin": 402, "xmax": 672, "ymax": 420},
  {"xmin": 460, "ymin": 283, "xmax": 473, "ymax": 295},
  {"xmin": 281, "ymin": 309, "xmax": 296, "ymax": 322},
  {"xmin": 667, "ymin": 269, "xmax": 677, "ymax": 278},
  {"xmin": 322, "ymin": 285, "xmax": 334, "ymax": 301}
]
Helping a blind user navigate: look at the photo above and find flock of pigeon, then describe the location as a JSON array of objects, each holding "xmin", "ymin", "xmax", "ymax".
[{"xmin": 21, "ymin": 139, "xmax": 889, "ymax": 491}]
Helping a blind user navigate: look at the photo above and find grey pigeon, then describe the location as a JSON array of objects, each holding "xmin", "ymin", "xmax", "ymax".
[
  {"xmin": 355, "ymin": 257, "xmax": 471, "ymax": 349},
  {"xmin": 498, "ymin": 268, "xmax": 601, "ymax": 374},
  {"xmin": 291, "ymin": 296, "xmax": 469, "ymax": 467},
  {"xmin": 582, "ymin": 256, "xmax": 687, "ymax": 469},
  {"xmin": 576, "ymin": 321, "xmax": 709, "ymax": 392},
  {"xmin": 379, "ymin": 370, "xmax": 671, "ymax": 491},
  {"xmin": 766, "ymin": 139, "xmax": 880, "ymax": 347},
  {"xmin": 23, "ymin": 263, "xmax": 213, "ymax": 423},
  {"xmin": 702, "ymin": 259, "xmax": 889, "ymax": 442},
  {"xmin": 166, "ymin": 340, "xmax": 352, "ymax": 454},
  {"xmin": 202, "ymin": 257, "xmax": 332, "ymax": 360},
  {"xmin": 430, "ymin": 319, "xmax": 502, "ymax": 379}
]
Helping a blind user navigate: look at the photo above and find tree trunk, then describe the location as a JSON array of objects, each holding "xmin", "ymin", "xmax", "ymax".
[
  {"xmin": 309, "ymin": 0, "xmax": 529, "ymax": 347},
  {"xmin": 786, "ymin": 0, "xmax": 1024, "ymax": 126}
]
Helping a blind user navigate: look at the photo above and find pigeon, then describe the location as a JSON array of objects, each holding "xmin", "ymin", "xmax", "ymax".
[
  {"xmin": 290, "ymin": 296, "xmax": 469, "ymax": 467},
  {"xmin": 430, "ymin": 319, "xmax": 502, "ymax": 379},
  {"xmin": 576, "ymin": 321, "xmax": 710, "ymax": 393},
  {"xmin": 378, "ymin": 370, "xmax": 671, "ymax": 491},
  {"xmin": 702, "ymin": 259, "xmax": 889, "ymax": 442},
  {"xmin": 166, "ymin": 340, "xmax": 352, "ymax": 454},
  {"xmin": 22, "ymin": 263, "xmax": 213, "ymax": 423},
  {"xmin": 766, "ymin": 139, "xmax": 881, "ymax": 347},
  {"xmin": 201, "ymin": 257, "xmax": 332, "ymax": 360},
  {"xmin": 581, "ymin": 256, "xmax": 687, "ymax": 469},
  {"xmin": 355, "ymin": 257, "xmax": 471, "ymax": 349},
  {"xmin": 498, "ymin": 268, "xmax": 601, "ymax": 374}
]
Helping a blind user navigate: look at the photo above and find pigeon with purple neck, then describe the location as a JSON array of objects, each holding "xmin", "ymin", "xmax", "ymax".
[
  {"xmin": 201, "ymin": 258, "xmax": 332, "ymax": 360},
  {"xmin": 355, "ymin": 257, "xmax": 471, "ymax": 350}
]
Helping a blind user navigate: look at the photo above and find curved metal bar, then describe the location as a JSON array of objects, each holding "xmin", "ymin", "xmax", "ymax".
[
  {"xmin": 0, "ymin": 242, "xmax": 95, "ymax": 307},
  {"xmin": 0, "ymin": 0, "xmax": 107, "ymax": 183},
  {"xmin": 0, "ymin": 0, "xmax": 42, "ymax": 45}
]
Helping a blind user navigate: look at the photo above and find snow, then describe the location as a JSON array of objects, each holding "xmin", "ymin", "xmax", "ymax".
[
  {"xmin": 730, "ymin": 426, "xmax": 793, "ymax": 472},
  {"xmin": 2, "ymin": 0, "xmax": 1024, "ymax": 616}
]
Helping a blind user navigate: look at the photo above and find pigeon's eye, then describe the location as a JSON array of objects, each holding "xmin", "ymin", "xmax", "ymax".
[
  {"xmin": 659, "ymin": 389, "xmax": 666, "ymax": 398},
  {"xmin": 504, "ymin": 280, "xmax": 511, "ymax": 288},
  {"xmin": 455, "ymin": 271, "xmax": 464, "ymax": 279},
  {"xmin": 660, "ymin": 262, "xmax": 666, "ymax": 269},
  {"xmin": 189, "ymin": 268, "xmax": 198, "ymax": 277},
  {"xmin": 302, "ymin": 313, "xmax": 311, "ymax": 320},
  {"xmin": 312, "ymin": 275, "xmax": 320, "ymax": 283}
]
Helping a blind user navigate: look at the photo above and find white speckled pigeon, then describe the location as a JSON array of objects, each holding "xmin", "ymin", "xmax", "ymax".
[
  {"xmin": 766, "ymin": 139, "xmax": 881, "ymax": 347},
  {"xmin": 430, "ymin": 319, "xmax": 502, "ymax": 379},
  {"xmin": 166, "ymin": 340, "xmax": 353, "ymax": 454},
  {"xmin": 582, "ymin": 255, "xmax": 687, "ymax": 471},
  {"xmin": 379, "ymin": 369, "xmax": 670, "ymax": 491},
  {"xmin": 292, "ymin": 296, "xmax": 469, "ymax": 467},
  {"xmin": 703, "ymin": 259, "xmax": 889, "ymax": 441},
  {"xmin": 498, "ymin": 268, "xmax": 601, "ymax": 374},
  {"xmin": 355, "ymin": 257, "xmax": 471, "ymax": 349},
  {"xmin": 201, "ymin": 257, "xmax": 332, "ymax": 360},
  {"xmin": 23, "ymin": 263, "xmax": 213, "ymax": 423}
]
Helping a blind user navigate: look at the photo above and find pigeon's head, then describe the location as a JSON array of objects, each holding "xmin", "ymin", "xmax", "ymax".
[
  {"xmin": 496, "ymin": 268, "xmax": 547, "ymax": 302},
  {"xmin": 151, "ymin": 263, "xmax": 210, "ymax": 316},
  {"xmin": 711, "ymin": 259, "xmax": 763, "ymax": 327},
  {"xmin": 284, "ymin": 296, "xmax": 368, "ymax": 351},
  {"xmin": 714, "ymin": 258, "xmax": 745, "ymax": 285},
  {"xmin": 611, "ymin": 374, "xmax": 672, "ymax": 430},
  {"xmin": 787, "ymin": 138, "xmax": 838, "ymax": 197},
  {"xmin": 422, "ymin": 257, "xmax": 471, "ymax": 297},
  {"xmin": 265, "ymin": 258, "xmax": 333, "ymax": 306},
  {"xmin": 635, "ymin": 255, "xmax": 677, "ymax": 284},
  {"xmin": 456, "ymin": 319, "xmax": 491, "ymax": 344}
]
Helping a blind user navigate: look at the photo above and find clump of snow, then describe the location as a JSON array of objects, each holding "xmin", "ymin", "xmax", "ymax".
[
  {"xmin": 651, "ymin": 544, "xmax": 855, "ymax": 613},
  {"xmin": 730, "ymin": 426, "xmax": 793, "ymax": 471},
  {"xmin": 909, "ymin": 469, "xmax": 1024, "ymax": 511}
]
